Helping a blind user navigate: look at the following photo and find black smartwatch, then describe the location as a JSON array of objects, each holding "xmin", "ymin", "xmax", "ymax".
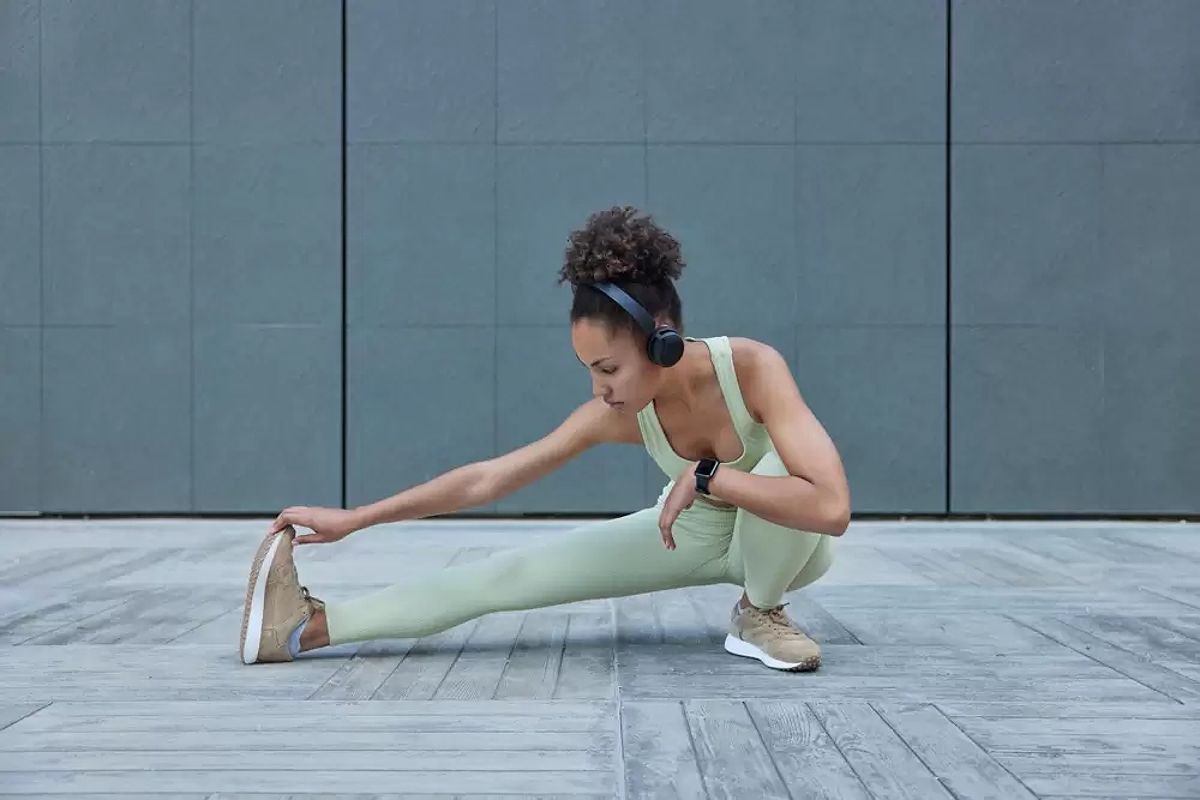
[{"xmin": 694, "ymin": 457, "xmax": 719, "ymax": 495}]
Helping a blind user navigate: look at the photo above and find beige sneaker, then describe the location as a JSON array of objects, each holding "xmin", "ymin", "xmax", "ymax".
[
  {"xmin": 239, "ymin": 525, "xmax": 324, "ymax": 664},
  {"xmin": 724, "ymin": 601, "xmax": 821, "ymax": 671}
]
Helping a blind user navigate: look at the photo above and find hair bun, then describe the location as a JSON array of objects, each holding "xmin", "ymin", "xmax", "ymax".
[{"xmin": 557, "ymin": 206, "xmax": 685, "ymax": 287}]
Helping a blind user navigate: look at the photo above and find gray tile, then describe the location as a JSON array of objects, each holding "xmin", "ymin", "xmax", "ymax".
[
  {"xmin": 0, "ymin": 146, "xmax": 39, "ymax": 325},
  {"xmin": 41, "ymin": 0, "xmax": 190, "ymax": 142},
  {"xmin": 496, "ymin": 146, "xmax": 645, "ymax": 325},
  {"xmin": 646, "ymin": 0, "xmax": 795, "ymax": 143},
  {"xmin": 345, "ymin": 326, "xmax": 496, "ymax": 511},
  {"xmin": 1100, "ymin": 322, "xmax": 1200, "ymax": 514},
  {"xmin": 498, "ymin": 0, "xmax": 643, "ymax": 143},
  {"xmin": 0, "ymin": 0, "xmax": 39, "ymax": 142},
  {"xmin": 647, "ymin": 146, "xmax": 796, "ymax": 327},
  {"xmin": 193, "ymin": 145, "xmax": 340, "ymax": 324},
  {"xmin": 796, "ymin": 0, "xmax": 945, "ymax": 143},
  {"xmin": 347, "ymin": 145, "xmax": 495, "ymax": 327},
  {"xmin": 0, "ymin": 327, "xmax": 40, "ymax": 514},
  {"xmin": 193, "ymin": 323, "xmax": 341, "ymax": 512},
  {"xmin": 42, "ymin": 145, "xmax": 190, "ymax": 325},
  {"xmin": 496, "ymin": 326, "xmax": 645, "ymax": 513},
  {"xmin": 796, "ymin": 324, "xmax": 945, "ymax": 514},
  {"xmin": 797, "ymin": 144, "xmax": 944, "ymax": 324},
  {"xmin": 41, "ymin": 325, "xmax": 190, "ymax": 512},
  {"xmin": 952, "ymin": 145, "xmax": 1105, "ymax": 325},
  {"xmin": 193, "ymin": 0, "xmax": 341, "ymax": 144},
  {"xmin": 953, "ymin": 0, "xmax": 1200, "ymax": 142},
  {"xmin": 347, "ymin": 0, "xmax": 495, "ymax": 143},
  {"xmin": 951, "ymin": 325, "xmax": 1104, "ymax": 513},
  {"xmin": 1100, "ymin": 144, "xmax": 1200, "ymax": 323}
]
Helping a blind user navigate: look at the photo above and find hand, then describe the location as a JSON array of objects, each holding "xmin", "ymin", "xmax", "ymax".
[
  {"xmin": 267, "ymin": 506, "xmax": 360, "ymax": 546},
  {"xmin": 658, "ymin": 463, "xmax": 699, "ymax": 551}
]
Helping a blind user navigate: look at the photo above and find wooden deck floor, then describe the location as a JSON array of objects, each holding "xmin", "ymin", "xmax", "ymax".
[{"xmin": 1, "ymin": 517, "xmax": 1198, "ymax": 798}]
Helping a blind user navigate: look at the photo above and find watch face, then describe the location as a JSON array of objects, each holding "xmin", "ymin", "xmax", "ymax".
[{"xmin": 697, "ymin": 458, "xmax": 718, "ymax": 477}]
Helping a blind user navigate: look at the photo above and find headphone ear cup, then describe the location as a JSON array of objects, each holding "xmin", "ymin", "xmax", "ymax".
[{"xmin": 648, "ymin": 328, "xmax": 685, "ymax": 367}]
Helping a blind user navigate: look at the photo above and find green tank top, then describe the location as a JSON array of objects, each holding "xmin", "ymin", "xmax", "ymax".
[{"xmin": 636, "ymin": 335, "xmax": 775, "ymax": 506}]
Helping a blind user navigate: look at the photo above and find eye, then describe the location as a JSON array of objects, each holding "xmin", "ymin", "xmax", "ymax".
[{"xmin": 601, "ymin": 367, "xmax": 617, "ymax": 375}]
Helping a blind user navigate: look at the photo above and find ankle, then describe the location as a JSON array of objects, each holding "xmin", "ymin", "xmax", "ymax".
[{"xmin": 298, "ymin": 608, "xmax": 330, "ymax": 652}]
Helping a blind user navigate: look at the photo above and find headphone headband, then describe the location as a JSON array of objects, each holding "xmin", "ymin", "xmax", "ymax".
[{"xmin": 587, "ymin": 280, "xmax": 684, "ymax": 367}]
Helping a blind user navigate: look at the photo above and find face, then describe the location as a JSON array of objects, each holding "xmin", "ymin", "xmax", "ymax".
[{"xmin": 571, "ymin": 318, "xmax": 665, "ymax": 412}]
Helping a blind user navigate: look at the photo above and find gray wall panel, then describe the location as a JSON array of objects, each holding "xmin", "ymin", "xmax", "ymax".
[
  {"xmin": 193, "ymin": 323, "xmax": 342, "ymax": 512},
  {"xmin": 796, "ymin": 0, "xmax": 946, "ymax": 143},
  {"xmin": 0, "ymin": 327, "xmax": 40, "ymax": 513},
  {"xmin": 0, "ymin": 0, "xmax": 39, "ymax": 143},
  {"xmin": 953, "ymin": 0, "xmax": 1200, "ymax": 142},
  {"xmin": 646, "ymin": 0, "xmax": 795, "ymax": 143},
  {"xmin": 497, "ymin": 0, "xmax": 643, "ymax": 144},
  {"xmin": 41, "ymin": 0, "xmax": 190, "ymax": 143},
  {"xmin": 346, "ymin": 326, "xmax": 497, "ymax": 513},
  {"xmin": 41, "ymin": 325, "xmax": 192, "ymax": 512},
  {"xmin": 347, "ymin": 0, "xmax": 495, "ymax": 143},
  {"xmin": 0, "ymin": 146, "xmax": 39, "ymax": 325},
  {"xmin": 495, "ymin": 145, "xmax": 645, "ymax": 326},
  {"xmin": 347, "ymin": 144, "xmax": 496, "ymax": 328}
]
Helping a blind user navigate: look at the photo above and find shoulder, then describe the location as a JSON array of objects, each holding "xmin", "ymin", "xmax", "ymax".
[{"xmin": 726, "ymin": 336, "xmax": 796, "ymax": 424}]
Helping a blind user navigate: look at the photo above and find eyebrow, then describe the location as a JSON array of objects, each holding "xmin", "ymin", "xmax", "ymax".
[{"xmin": 577, "ymin": 355, "xmax": 612, "ymax": 367}]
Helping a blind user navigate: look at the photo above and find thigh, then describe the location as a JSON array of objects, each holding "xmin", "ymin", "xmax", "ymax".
[
  {"xmin": 723, "ymin": 449, "xmax": 831, "ymax": 588},
  {"xmin": 483, "ymin": 505, "xmax": 732, "ymax": 610}
]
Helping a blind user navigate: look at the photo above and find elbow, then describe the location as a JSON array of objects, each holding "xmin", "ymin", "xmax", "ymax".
[{"xmin": 819, "ymin": 492, "xmax": 850, "ymax": 537}]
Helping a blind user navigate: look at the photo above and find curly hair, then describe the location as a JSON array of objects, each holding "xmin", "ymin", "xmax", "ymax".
[{"xmin": 557, "ymin": 206, "xmax": 686, "ymax": 339}]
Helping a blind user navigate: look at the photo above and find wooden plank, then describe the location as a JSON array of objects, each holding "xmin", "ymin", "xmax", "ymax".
[
  {"xmin": 434, "ymin": 611, "xmax": 525, "ymax": 700},
  {"xmin": 370, "ymin": 618, "xmax": 480, "ymax": 700},
  {"xmin": 308, "ymin": 638, "xmax": 415, "ymax": 700},
  {"xmin": 620, "ymin": 701, "xmax": 706, "ymax": 799},
  {"xmin": 834, "ymin": 611, "xmax": 1053, "ymax": 648},
  {"xmin": 0, "ymin": 703, "xmax": 50, "ymax": 732},
  {"xmin": 0, "ymin": 729, "xmax": 612, "ymax": 752},
  {"xmin": 615, "ymin": 593, "xmax": 661, "ymax": 645},
  {"xmin": 683, "ymin": 700, "xmax": 789, "ymax": 799},
  {"xmin": 937, "ymin": 700, "xmax": 1200, "ymax": 719},
  {"xmin": 873, "ymin": 703, "xmax": 1036, "ymax": 799},
  {"xmin": 16, "ymin": 699, "xmax": 608, "ymax": 720},
  {"xmin": 808, "ymin": 703, "xmax": 953, "ymax": 800},
  {"xmin": 1017, "ymin": 772, "xmax": 1200, "ymax": 797},
  {"xmin": 0, "ymin": 749, "xmax": 608, "ymax": 772},
  {"xmin": 654, "ymin": 590, "xmax": 711, "ymax": 645},
  {"xmin": 745, "ymin": 701, "xmax": 871, "ymax": 799},
  {"xmin": 0, "ymin": 769, "xmax": 615, "ymax": 795},
  {"xmin": 1009, "ymin": 615, "xmax": 1200, "ymax": 702},
  {"xmin": 555, "ymin": 610, "xmax": 615, "ymax": 700},
  {"xmin": 495, "ymin": 610, "xmax": 569, "ymax": 700}
]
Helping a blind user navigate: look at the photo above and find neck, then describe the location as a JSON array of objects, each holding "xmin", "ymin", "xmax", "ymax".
[{"xmin": 653, "ymin": 339, "xmax": 707, "ymax": 409}]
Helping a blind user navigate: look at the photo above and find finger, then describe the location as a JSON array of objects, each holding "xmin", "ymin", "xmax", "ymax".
[
  {"xmin": 267, "ymin": 512, "xmax": 291, "ymax": 534},
  {"xmin": 294, "ymin": 533, "xmax": 323, "ymax": 546}
]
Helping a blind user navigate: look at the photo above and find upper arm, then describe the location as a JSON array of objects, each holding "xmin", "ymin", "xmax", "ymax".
[
  {"xmin": 478, "ymin": 397, "xmax": 637, "ymax": 500},
  {"xmin": 737, "ymin": 340, "xmax": 851, "ymax": 516}
]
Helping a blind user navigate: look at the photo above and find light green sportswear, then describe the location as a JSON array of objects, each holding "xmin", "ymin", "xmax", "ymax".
[{"xmin": 324, "ymin": 335, "xmax": 835, "ymax": 645}]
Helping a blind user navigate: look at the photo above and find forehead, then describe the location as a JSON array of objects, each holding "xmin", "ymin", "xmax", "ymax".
[{"xmin": 572, "ymin": 319, "xmax": 635, "ymax": 355}]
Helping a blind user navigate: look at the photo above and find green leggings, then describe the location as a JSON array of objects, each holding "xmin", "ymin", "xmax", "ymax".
[{"xmin": 324, "ymin": 450, "xmax": 835, "ymax": 645}]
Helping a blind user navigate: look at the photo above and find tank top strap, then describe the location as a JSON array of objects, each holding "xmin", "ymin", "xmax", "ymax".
[{"xmin": 691, "ymin": 335, "xmax": 759, "ymax": 434}]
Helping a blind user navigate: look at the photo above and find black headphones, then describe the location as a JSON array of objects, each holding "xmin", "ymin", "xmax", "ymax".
[{"xmin": 589, "ymin": 281, "xmax": 685, "ymax": 367}]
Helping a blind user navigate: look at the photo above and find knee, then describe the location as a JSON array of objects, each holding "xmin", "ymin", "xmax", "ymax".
[{"xmin": 786, "ymin": 537, "xmax": 835, "ymax": 591}]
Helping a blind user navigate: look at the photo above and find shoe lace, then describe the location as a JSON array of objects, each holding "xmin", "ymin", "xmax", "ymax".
[{"xmin": 761, "ymin": 602, "xmax": 804, "ymax": 636}]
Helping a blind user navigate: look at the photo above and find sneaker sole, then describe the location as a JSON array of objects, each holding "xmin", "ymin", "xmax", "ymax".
[
  {"xmin": 724, "ymin": 633, "xmax": 821, "ymax": 672},
  {"xmin": 239, "ymin": 530, "xmax": 287, "ymax": 665}
]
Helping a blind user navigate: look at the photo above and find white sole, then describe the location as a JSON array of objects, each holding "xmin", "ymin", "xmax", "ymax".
[
  {"xmin": 724, "ymin": 633, "xmax": 820, "ymax": 671},
  {"xmin": 241, "ymin": 533, "xmax": 284, "ymax": 665}
]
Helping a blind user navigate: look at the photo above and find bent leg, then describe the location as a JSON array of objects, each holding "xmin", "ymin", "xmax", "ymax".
[
  {"xmin": 324, "ymin": 506, "xmax": 729, "ymax": 645},
  {"xmin": 725, "ymin": 449, "xmax": 836, "ymax": 608}
]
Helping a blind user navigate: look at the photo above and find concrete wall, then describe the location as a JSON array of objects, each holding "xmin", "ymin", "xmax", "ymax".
[{"xmin": 1, "ymin": 0, "xmax": 1196, "ymax": 517}]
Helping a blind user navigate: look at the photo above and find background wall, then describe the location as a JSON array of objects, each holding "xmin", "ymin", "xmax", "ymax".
[{"xmin": 1, "ymin": 0, "xmax": 1197, "ymax": 518}]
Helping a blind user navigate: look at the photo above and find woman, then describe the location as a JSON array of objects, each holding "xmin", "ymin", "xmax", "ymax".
[{"xmin": 239, "ymin": 206, "xmax": 851, "ymax": 671}]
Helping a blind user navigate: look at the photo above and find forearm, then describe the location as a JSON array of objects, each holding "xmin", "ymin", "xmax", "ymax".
[
  {"xmin": 707, "ymin": 468, "xmax": 848, "ymax": 536},
  {"xmin": 350, "ymin": 461, "xmax": 491, "ymax": 530}
]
